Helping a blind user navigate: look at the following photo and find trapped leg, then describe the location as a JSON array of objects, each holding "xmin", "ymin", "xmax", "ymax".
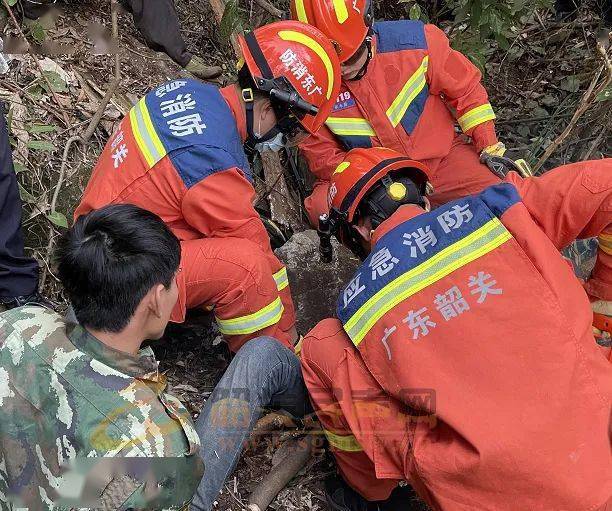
[
  {"xmin": 0, "ymin": 103, "xmax": 39, "ymax": 299},
  {"xmin": 190, "ymin": 337, "xmax": 307, "ymax": 511},
  {"xmin": 120, "ymin": 0, "xmax": 192, "ymax": 67}
]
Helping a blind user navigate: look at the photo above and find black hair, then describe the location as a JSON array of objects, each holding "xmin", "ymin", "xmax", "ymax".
[{"xmin": 55, "ymin": 204, "xmax": 181, "ymax": 333}]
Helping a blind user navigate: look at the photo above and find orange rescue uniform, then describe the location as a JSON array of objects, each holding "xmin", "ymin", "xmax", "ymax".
[
  {"xmin": 76, "ymin": 79, "xmax": 295, "ymax": 352},
  {"xmin": 302, "ymin": 160, "xmax": 612, "ymax": 510},
  {"xmin": 300, "ymin": 20, "xmax": 501, "ymax": 225}
]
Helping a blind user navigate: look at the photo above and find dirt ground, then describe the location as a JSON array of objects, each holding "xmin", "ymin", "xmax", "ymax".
[{"xmin": 1, "ymin": 0, "xmax": 610, "ymax": 508}]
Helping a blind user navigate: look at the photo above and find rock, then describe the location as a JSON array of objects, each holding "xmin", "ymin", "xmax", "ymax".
[{"xmin": 276, "ymin": 230, "xmax": 360, "ymax": 334}]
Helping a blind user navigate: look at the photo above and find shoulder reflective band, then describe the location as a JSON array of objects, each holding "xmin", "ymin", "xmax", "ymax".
[
  {"xmin": 245, "ymin": 31, "xmax": 274, "ymax": 79},
  {"xmin": 344, "ymin": 218, "xmax": 512, "ymax": 345},
  {"xmin": 332, "ymin": 0, "xmax": 349, "ymax": 23},
  {"xmin": 129, "ymin": 97, "xmax": 167, "ymax": 169},
  {"xmin": 326, "ymin": 117, "xmax": 376, "ymax": 137},
  {"xmin": 386, "ymin": 56, "xmax": 428, "ymax": 128},
  {"xmin": 215, "ymin": 297, "xmax": 284, "ymax": 336},
  {"xmin": 457, "ymin": 103, "xmax": 496, "ymax": 133},
  {"xmin": 599, "ymin": 232, "xmax": 612, "ymax": 256},
  {"xmin": 324, "ymin": 429, "xmax": 363, "ymax": 452},
  {"xmin": 339, "ymin": 156, "xmax": 406, "ymax": 214},
  {"xmin": 293, "ymin": 0, "xmax": 308, "ymax": 23},
  {"xmin": 273, "ymin": 267, "xmax": 289, "ymax": 291},
  {"xmin": 278, "ymin": 30, "xmax": 335, "ymax": 99}
]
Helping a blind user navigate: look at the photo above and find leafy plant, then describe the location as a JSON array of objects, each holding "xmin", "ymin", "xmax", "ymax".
[
  {"xmin": 443, "ymin": 0, "xmax": 553, "ymax": 71},
  {"xmin": 449, "ymin": 0, "xmax": 552, "ymax": 47}
]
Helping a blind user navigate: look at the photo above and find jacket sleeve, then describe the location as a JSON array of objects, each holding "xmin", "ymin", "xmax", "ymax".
[
  {"xmin": 181, "ymin": 167, "xmax": 274, "ymax": 257},
  {"xmin": 298, "ymin": 125, "xmax": 347, "ymax": 181},
  {"xmin": 507, "ymin": 159, "xmax": 612, "ymax": 301},
  {"xmin": 425, "ymin": 24, "xmax": 498, "ymax": 152},
  {"xmin": 301, "ymin": 319, "xmax": 403, "ymax": 501}
]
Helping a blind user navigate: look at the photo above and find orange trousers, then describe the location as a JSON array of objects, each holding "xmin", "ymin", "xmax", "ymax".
[
  {"xmin": 171, "ymin": 237, "xmax": 295, "ymax": 352},
  {"xmin": 304, "ymin": 137, "xmax": 500, "ymax": 226}
]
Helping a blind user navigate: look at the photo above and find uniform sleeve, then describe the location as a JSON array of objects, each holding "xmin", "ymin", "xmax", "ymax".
[
  {"xmin": 181, "ymin": 167, "xmax": 273, "ymax": 256},
  {"xmin": 425, "ymin": 24, "xmax": 498, "ymax": 152},
  {"xmin": 508, "ymin": 159, "xmax": 612, "ymax": 300},
  {"xmin": 301, "ymin": 320, "xmax": 401, "ymax": 501},
  {"xmin": 299, "ymin": 126, "xmax": 347, "ymax": 181}
]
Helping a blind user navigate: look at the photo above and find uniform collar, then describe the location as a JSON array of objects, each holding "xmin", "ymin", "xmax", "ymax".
[
  {"xmin": 371, "ymin": 205, "xmax": 426, "ymax": 246},
  {"xmin": 220, "ymin": 84, "xmax": 247, "ymax": 142},
  {"xmin": 68, "ymin": 323, "xmax": 160, "ymax": 379}
]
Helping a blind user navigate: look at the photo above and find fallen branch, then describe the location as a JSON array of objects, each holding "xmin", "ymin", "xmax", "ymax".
[
  {"xmin": 247, "ymin": 435, "xmax": 314, "ymax": 511},
  {"xmin": 2, "ymin": 0, "xmax": 71, "ymax": 127},
  {"xmin": 252, "ymin": 0, "xmax": 283, "ymax": 19},
  {"xmin": 533, "ymin": 36, "xmax": 612, "ymax": 172}
]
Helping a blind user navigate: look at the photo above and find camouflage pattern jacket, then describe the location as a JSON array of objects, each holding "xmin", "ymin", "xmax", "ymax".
[{"xmin": 0, "ymin": 306, "xmax": 204, "ymax": 510}]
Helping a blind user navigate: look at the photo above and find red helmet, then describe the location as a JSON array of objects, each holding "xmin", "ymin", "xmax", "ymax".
[
  {"xmin": 238, "ymin": 21, "xmax": 341, "ymax": 134},
  {"xmin": 290, "ymin": 0, "xmax": 373, "ymax": 63},
  {"xmin": 328, "ymin": 147, "xmax": 430, "ymax": 223}
]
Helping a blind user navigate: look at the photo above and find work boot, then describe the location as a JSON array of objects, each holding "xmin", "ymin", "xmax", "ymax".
[
  {"xmin": 184, "ymin": 55, "xmax": 223, "ymax": 80},
  {"xmin": 0, "ymin": 292, "xmax": 57, "ymax": 313}
]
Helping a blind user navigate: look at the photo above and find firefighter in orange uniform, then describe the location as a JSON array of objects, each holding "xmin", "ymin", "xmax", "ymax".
[
  {"xmin": 290, "ymin": 0, "xmax": 512, "ymax": 226},
  {"xmin": 303, "ymin": 148, "xmax": 612, "ymax": 510},
  {"xmin": 76, "ymin": 21, "xmax": 341, "ymax": 353}
]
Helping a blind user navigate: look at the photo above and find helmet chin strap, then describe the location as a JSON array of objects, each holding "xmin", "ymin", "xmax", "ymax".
[{"xmin": 348, "ymin": 31, "xmax": 374, "ymax": 82}]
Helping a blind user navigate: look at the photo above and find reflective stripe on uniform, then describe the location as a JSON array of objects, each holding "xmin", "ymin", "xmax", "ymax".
[
  {"xmin": 457, "ymin": 103, "xmax": 496, "ymax": 133},
  {"xmin": 324, "ymin": 429, "xmax": 363, "ymax": 452},
  {"xmin": 386, "ymin": 56, "xmax": 429, "ymax": 128},
  {"xmin": 273, "ymin": 267, "xmax": 289, "ymax": 291},
  {"xmin": 129, "ymin": 97, "xmax": 167, "ymax": 168},
  {"xmin": 325, "ymin": 117, "xmax": 376, "ymax": 137},
  {"xmin": 215, "ymin": 297, "xmax": 284, "ymax": 336},
  {"xmin": 344, "ymin": 218, "xmax": 512, "ymax": 345},
  {"xmin": 599, "ymin": 233, "xmax": 612, "ymax": 255}
]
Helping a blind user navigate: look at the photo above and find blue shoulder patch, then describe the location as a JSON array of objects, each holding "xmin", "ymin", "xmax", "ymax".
[
  {"xmin": 145, "ymin": 79, "xmax": 250, "ymax": 188},
  {"xmin": 169, "ymin": 145, "xmax": 251, "ymax": 189},
  {"xmin": 479, "ymin": 183, "xmax": 520, "ymax": 217},
  {"xmin": 374, "ymin": 20, "xmax": 427, "ymax": 53},
  {"xmin": 336, "ymin": 183, "xmax": 520, "ymax": 322}
]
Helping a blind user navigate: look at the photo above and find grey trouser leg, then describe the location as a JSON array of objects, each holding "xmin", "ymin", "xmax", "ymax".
[{"xmin": 190, "ymin": 337, "xmax": 307, "ymax": 511}]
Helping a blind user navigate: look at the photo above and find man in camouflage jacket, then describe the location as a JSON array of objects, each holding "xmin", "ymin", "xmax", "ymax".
[{"xmin": 0, "ymin": 204, "xmax": 204, "ymax": 509}]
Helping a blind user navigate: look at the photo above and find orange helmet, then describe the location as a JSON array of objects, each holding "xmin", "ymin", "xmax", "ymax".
[
  {"xmin": 329, "ymin": 147, "xmax": 430, "ymax": 222},
  {"xmin": 319, "ymin": 148, "xmax": 431, "ymax": 259},
  {"xmin": 238, "ymin": 21, "xmax": 341, "ymax": 136},
  {"xmin": 290, "ymin": 0, "xmax": 373, "ymax": 63}
]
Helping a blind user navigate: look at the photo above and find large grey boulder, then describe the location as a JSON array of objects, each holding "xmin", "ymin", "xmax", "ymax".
[{"xmin": 276, "ymin": 230, "xmax": 360, "ymax": 334}]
